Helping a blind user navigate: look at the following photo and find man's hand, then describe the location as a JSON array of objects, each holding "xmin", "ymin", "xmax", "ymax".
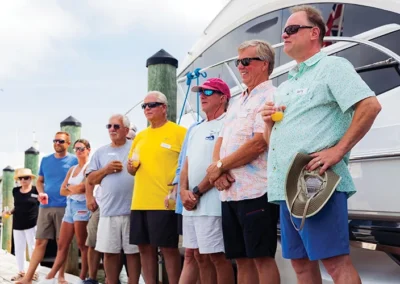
[
  {"xmin": 214, "ymin": 173, "xmax": 235, "ymax": 191},
  {"xmin": 86, "ymin": 195, "xmax": 98, "ymax": 212},
  {"xmin": 180, "ymin": 189, "xmax": 198, "ymax": 211},
  {"xmin": 127, "ymin": 158, "xmax": 140, "ymax": 175},
  {"xmin": 105, "ymin": 160, "xmax": 123, "ymax": 174},
  {"xmin": 261, "ymin": 102, "xmax": 286, "ymax": 127},
  {"xmin": 307, "ymin": 146, "xmax": 345, "ymax": 175},
  {"xmin": 38, "ymin": 192, "xmax": 48, "ymax": 204},
  {"xmin": 164, "ymin": 185, "xmax": 177, "ymax": 209},
  {"xmin": 207, "ymin": 162, "xmax": 223, "ymax": 184}
]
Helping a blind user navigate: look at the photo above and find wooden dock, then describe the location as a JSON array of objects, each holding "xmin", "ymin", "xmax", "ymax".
[{"xmin": 0, "ymin": 250, "xmax": 80, "ymax": 284}]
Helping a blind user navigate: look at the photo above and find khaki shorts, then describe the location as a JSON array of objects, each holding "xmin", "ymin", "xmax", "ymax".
[
  {"xmin": 36, "ymin": 207, "xmax": 65, "ymax": 240},
  {"xmin": 85, "ymin": 208, "xmax": 100, "ymax": 247}
]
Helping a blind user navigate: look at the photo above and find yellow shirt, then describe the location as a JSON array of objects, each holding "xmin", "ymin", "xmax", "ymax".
[{"xmin": 129, "ymin": 121, "xmax": 187, "ymax": 210}]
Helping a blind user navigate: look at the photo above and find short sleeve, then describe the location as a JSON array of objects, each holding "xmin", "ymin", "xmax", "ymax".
[
  {"xmin": 327, "ymin": 57, "xmax": 375, "ymax": 113},
  {"xmin": 86, "ymin": 151, "xmax": 101, "ymax": 175},
  {"xmin": 253, "ymin": 89, "xmax": 274, "ymax": 133},
  {"xmin": 38, "ymin": 158, "xmax": 44, "ymax": 177}
]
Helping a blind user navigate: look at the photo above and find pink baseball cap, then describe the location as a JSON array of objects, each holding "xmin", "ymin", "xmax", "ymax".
[{"xmin": 191, "ymin": 78, "xmax": 231, "ymax": 99}]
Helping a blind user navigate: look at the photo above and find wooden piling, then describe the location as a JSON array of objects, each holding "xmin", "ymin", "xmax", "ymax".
[
  {"xmin": 146, "ymin": 49, "xmax": 178, "ymax": 123},
  {"xmin": 1, "ymin": 166, "xmax": 14, "ymax": 253}
]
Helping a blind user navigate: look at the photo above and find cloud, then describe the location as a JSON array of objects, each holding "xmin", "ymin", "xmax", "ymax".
[{"xmin": 0, "ymin": 0, "xmax": 228, "ymax": 80}]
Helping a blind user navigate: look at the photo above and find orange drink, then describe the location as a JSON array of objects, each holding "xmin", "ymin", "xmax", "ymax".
[{"xmin": 271, "ymin": 111, "xmax": 284, "ymax": 122}]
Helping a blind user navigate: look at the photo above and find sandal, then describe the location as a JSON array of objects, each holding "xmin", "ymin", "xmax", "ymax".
[
  {"xmin": 11, "ymin": 272, "xmax": 25, "ymax": 281},
  {"xmin": 32, "ymin": 272, "xmax": 39, "ymax": 281}
]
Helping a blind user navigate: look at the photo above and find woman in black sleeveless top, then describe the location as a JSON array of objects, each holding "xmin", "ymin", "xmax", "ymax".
[{"xmin": 2, "ymin": 168, "xmax": 39, "ymax": 281}]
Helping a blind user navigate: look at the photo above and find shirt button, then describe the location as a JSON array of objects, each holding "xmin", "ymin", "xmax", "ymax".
[
  {"xmin": 274, "ymin": 127, "xmax": 277, "ymax": 130},
  {"xmin": 273, "ymin": 167, "xmax": 276, "ymax": 171},
  {"xmin": 273, "ymin": 148, "xmax": 275, "ymax": 151}
]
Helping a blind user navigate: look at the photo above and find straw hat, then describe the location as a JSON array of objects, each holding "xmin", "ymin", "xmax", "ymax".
[
  {"xmin": 285, "ymin": 152, "xmax": 341, "ymax": 231},
  {"xmin": 14, "ymin": 168, "xmax": 36, "ymax": 181}
]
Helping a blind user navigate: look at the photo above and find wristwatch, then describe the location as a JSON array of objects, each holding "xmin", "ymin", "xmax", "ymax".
[
  {"xmin": 192, "ymin": 186, "xmax": 203, "ymax": 197},
  {"xmin": 217, "ymin": 160, "xmax": 223, "ymax": 170}
]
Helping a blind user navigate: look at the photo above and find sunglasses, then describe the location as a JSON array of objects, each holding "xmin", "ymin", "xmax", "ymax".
[
  {"xmin": 235, "ymin": 57, "xmax": 263, "ymax": 67},
  {"xmin": 284, "ymin": 25, "xmax": 314, "ymax": 35},
  {"xmin": 141, "ymin": 102, "xmax": 164, "ymax": 109},
  {"xmin": 18, "ymin": 176, "xmax": 31, "ymax": 181},
  {"xmin": 53, "ymin": 139, "xmax": 66, "ymax": 144},
  {"xmin": 201, "ymin": 89, "xmax": 222, "ymax": 96},
  {"xmin": 106, "ymin": 124, "xmax": 121, "ymax": 130},
  {"xmin": 74, "ymin": 146, "xmax": 86, "ymax": 152}
]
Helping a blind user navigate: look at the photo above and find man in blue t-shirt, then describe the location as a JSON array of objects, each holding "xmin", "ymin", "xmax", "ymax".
[{"xmin": 17, "ymin": 131, "xmax": 77, "ymax": 284}]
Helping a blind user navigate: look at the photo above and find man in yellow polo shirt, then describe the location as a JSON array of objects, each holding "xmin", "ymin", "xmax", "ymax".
[{"xmin": 127, "ymin": 90, "xmax": 186, "ymax": 284}]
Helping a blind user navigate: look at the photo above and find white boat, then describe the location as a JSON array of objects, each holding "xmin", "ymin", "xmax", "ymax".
[{"xmin": 176, "ymin": 0, "xmax": 400, "ymax": 282}]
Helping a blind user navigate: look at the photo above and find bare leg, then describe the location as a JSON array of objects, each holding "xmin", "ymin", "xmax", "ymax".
[
  {"xmin": 15, "ymin": 238, "xmax": 49, "ymax": 284},
  {"xmin": 103, "ymin": 253, "xmax": 121, "ymax": 284},
  {"xmin": 75, "ymin": 221, "xmax": 89, "ymax": 280},
  {"xmin": 194, "ymin": 251, "xmax": 215, "ymax": 284},
  {"xmin": 178, "ymin": 248, "xmax": 200, "ymax": 284},
  {"xmin": 210, "ymin": 253, "xmax": 234, "ymax": 284},
  {"xmin": 235, "ymin": 258, "xmax": 259, "ymax": 284},
  {"xmin": 322, "ymin": 255, "xmax": 361, "ymax": 284},
  {"xmin": 44, "ymin": 222, "xmax": 74, "ymax": 279},
  {"xmin": 88, "ymin": 247, "xmax": 102, "ymax": 280},
  {"xmin": 126, "ymin": 253, "xmax": 141, "ymax": 284},
  {"xmin": 160, "ymin": 247, "xmax": 181, "ymax": 284},
  {"xmin": 291, "ymin": 258, "xmax": 322, "ymax": 284},
  {"xmin": 254, "ymin": 257, "xmax": 280, "ymax": 284},
  {"xmin": 138, "ymin": 244, "xmax": 157, "ymax": 284}
]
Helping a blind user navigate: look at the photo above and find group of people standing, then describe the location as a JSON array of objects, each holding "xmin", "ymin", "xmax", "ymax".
[{"xmin": 2, "ymin": 5, "xmax": 381, "ymax": 284}]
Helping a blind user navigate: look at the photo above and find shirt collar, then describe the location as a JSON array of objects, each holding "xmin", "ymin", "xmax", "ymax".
[
  {"xmin": 288, "ymin": 51, "xmax": 327, "ymax": 78},
  {"xmin": 204, "ymin": 112, "xmax": 226, "ymax": 122}
]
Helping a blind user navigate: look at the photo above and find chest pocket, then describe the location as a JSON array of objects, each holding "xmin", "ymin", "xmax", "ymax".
[{"xmin": 235, "ymin": 109, "xmax": 256, "ymax": 136}]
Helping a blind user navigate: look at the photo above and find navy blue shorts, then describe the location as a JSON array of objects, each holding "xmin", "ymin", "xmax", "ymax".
[{"xmin": 280, "ymin": 191, "xmax": 350, "ymax": 261}]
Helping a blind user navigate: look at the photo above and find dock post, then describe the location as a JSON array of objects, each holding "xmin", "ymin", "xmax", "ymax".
[
  {"xmin": 24, "ymin": 147, "xmax": 40, "ymax": 185},
  {"xmin": 146, "ymin": 49, "xmax": 179, "ymax": 123},
  {"xmin": 1, "ymin": 166, "xmax": 14, "ymax": 253},
  {"xmin": 60, "ymin": 116, "xmax": 82, "ymax": 276}
]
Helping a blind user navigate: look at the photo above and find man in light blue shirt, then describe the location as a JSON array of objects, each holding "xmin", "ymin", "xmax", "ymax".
[{"xmin": 262, "ymin": 5, "xmax": 381, "ymax": 284}]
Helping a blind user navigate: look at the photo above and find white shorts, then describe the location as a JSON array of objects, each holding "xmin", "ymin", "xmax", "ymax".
[
  {"xmin": 96, "ymin": 215, "xmax": 139, "ymax": 254},
  {"xmin": 182, "ymin": 215, "xmax": 224, "ymax": 254}
]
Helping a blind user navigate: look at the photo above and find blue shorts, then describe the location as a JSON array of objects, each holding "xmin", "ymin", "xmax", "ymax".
[
  {"xmin": 63, "ymin": 198, "xmax": 91, "ymax": 224},
  {"xmin": 280, "ymin": 191, "xmax": 349, "ymax": 261}
]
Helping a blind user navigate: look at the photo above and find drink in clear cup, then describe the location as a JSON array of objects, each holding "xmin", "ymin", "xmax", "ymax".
[
  {"xmin": 3, "ymin": 206, "xmax": 10, "ymax": 218},
  {"xmin": 132, "ymin": 151, "xmax": 140, "ymax": 167},
  {"xmin": 270, "ymin": 93, "xmax": 284, "ymax": 122}
]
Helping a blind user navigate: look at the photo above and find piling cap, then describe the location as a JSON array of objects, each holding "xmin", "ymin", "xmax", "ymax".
[
  {"xmin": 25, "ymin": 146, "xmax": 39, "ymax": 155},
  {"xmin": 3, "ymin": 166, "xmax": 14, "ymax": 172},
  {"xmin": 60, "ymin": 116, "xmax": 82, "ymax": 127},
  {"xmin": 146, "ymin": 49, "xmax": 178, "ymax": 68}
]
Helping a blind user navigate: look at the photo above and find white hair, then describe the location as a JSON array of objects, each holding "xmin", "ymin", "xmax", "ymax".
[
  {"xmin": 110, "ymin": 114, "xmax": 130, "ymax": 128},
  {"xmin": 146, "ymin": 91, "xmax": 168, "ymax": 105}
]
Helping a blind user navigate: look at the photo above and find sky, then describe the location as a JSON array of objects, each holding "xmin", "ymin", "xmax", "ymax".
[{"xmin": 0, "ymin": 0, "xmax": 229, "ymax": 169}]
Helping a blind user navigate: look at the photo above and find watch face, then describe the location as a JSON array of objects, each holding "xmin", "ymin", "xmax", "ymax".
[{"xmin": 217, "ymin": 161, "xmax": 222, "ymax": 168}]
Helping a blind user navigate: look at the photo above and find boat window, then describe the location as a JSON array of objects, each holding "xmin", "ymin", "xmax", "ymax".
[{"xmin": 336, "ymin": 30, "xmax": 400, "ymax": 96}]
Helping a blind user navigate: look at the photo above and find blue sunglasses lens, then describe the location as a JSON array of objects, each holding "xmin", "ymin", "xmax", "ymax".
[{"xmin": 202, "ymin": 89, "xmax": 215, "ymax": 96}]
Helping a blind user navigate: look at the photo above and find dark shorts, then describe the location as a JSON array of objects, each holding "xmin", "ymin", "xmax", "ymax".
[
  {"xmin": 177, "ymin": 214, "xmax": 183, "ymax": 235},
  {"xmin": 221, "ymin": 193, "xmax": 279, "ymax": 259},
  {"xmin": 130, "ymin": 210, "xmax": 179, "ymax": 248},
  {"xmin": 280, "ymin": 191, "xmax": 350, "ymax": 261}
]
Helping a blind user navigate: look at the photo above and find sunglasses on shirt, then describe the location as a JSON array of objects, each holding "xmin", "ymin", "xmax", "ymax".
[
  {"xmin": 284, "ymin": 25, "xmax": 314, "ymax": 35},
  {"xmin": 235, "ymin": 57, "xmax": 263, "ymax": 67},
  {"xmin": 53, "ymin": 139, "xmax": 66, "ymax": 144},
  {"xmin": 18, "ymin": 176, "xmax": 31, "ymax": 181},
  {"xmin": 74, "ymin": 147, "xmax": 86, "ymax": 152},
  {"xmin": 141, "ymin": 102, "xmax": 164, "ymax": 109}
]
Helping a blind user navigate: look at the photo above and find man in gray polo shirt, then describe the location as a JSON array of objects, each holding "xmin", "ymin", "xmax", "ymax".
[{"xmin": 87, "ymin": 114, "xmax": 140, "ymax": 284}]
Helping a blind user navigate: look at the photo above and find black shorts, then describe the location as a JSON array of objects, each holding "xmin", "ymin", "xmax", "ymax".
[
  {"xmin": 221, "ymin": 193, "xmax": 279, "ymax": 259},
  {"xmin": 130, "ymin": 210, "xmax": 179, "ymax": 248},
  {"xmin": 177, "ymin": 214, "xmax": 183, "ymax": 235}
]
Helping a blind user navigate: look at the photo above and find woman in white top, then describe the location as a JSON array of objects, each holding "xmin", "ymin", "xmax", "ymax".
[{"xmin": 38, "ymin": 139, "xmax": 91, "ymax": 284}]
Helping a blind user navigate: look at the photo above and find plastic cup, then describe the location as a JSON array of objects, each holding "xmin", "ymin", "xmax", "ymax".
[
  {"xmin": 40, "ymin": 193, "xmax": 48, "ymax": 205},
  {"xmin": 270, "ymin": 93, "xmax": 284, "ymax": 122},
  {"xmin": 132, "ymin": 152, "xmax": 140, "ymax": 167}
]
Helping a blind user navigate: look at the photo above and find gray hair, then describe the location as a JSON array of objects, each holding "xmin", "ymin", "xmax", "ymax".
[
  {"xmin": 110, "ymin": 114, "xmax": 130, "ymax": 128},
  {"xmin": 147, "ymin": 91, "xmax": 168, "ymax": 105},
  {"xmin": 238, "ymin": 40, "xmax": 275, "ymax": 75}
]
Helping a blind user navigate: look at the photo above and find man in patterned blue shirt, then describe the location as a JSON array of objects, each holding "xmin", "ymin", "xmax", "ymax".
[{"xmin": 262, "ymin": 5, "xmax": 381, "ymax": 284}]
